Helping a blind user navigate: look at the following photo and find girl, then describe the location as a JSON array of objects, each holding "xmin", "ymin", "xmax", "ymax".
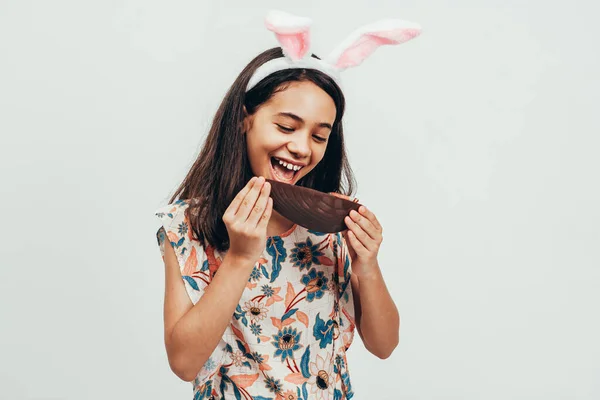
[{"xmin": 155, "ymin": 11, "xmax": 420, "ymax": 400}]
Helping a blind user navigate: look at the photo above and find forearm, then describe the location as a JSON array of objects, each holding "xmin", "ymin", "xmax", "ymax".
[
  {"xmin": 170, "ymin": 253, "xmax": 254, "ymax": 380},
  {"xmin": 353, "ymin": 263, "xmax": 399, "ymax": 359}
]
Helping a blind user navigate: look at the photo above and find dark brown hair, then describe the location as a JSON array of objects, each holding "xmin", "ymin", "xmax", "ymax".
[{"xmin": 168, "ymin": 47, "xmax": 357, "ymax": 252}]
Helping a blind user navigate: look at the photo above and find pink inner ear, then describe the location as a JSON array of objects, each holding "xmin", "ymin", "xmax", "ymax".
[
  {"xmin": 274, "ymin": 30, "xmax": 310, "ymax": 61},
  {"xmin": 378, "ymin": 28, "xmax": 420, "ymax": 42},
  {"xmin": 335, "ymin": 28, "xmax": 421, "ymax": 69},
  {"xmin": 335, "ymin": 35, "xmax": 387, "ymax": 69}
]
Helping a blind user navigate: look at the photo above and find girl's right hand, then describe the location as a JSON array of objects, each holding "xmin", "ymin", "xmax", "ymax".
[{"xmin": 222, "ymin": 176, "xmax": 273, "ymax": 264}]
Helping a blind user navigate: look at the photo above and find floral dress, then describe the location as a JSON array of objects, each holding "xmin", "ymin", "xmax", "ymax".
[{"xmin": 155, "ymin": 199, "xmax": 357, "ymax": 400}]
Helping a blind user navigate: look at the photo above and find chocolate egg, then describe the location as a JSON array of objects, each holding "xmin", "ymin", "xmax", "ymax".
[{"xmin": 266, "ymin": 179, "xmax": 361, "ymax": 233}]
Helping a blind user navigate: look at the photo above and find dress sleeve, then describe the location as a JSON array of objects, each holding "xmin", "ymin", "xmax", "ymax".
[
  {"xmin": 155, "ymin": 200, "xmax": 231, "ymax": 386},
  {"xmin": 155, "ymin": 200, "xmax": 210, "ymax": 305},
  {"xmin": 335, "ymin": 232, "xmax": 356, "ymax": 350}
]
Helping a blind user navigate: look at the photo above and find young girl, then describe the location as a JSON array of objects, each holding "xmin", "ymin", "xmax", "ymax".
[{"xmin": 155, "ymin": 11, "xmax": 420, "ymax": 400}]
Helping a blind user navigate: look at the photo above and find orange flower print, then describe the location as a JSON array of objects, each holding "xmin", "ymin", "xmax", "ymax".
[
  {"xmin": 282, "ymin": 389, "xmax": 298, "ymax": 400},
  {"xmin": 230, "ymin": 350, "xmax": 245, "ymax": 367},
  {"xmin": 249, "ymin": 352, "xmax": 273, "ymax": 371},
  {"xmin": 155, "ymin": 200, "xmax": 357, "ymax": 398},
  {"xmin": 242, "ymin": 300, "xmax": 269, "ymax": 322},
  {"xmin": 307, "ymin": 353, "xmax": 334, "ymax": 400}
]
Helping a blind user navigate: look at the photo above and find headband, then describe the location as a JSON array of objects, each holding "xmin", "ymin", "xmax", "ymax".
[{"xmin": 246, "ymin": 10, "xmax": 422, "ymax": 92}]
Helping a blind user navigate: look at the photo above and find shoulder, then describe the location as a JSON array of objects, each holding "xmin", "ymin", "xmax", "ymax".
[
  {"xmin": 154, "ymin": 198, "xmax": 205, "ymax": 237},
  {"xmin": 154, "ymin": 199, "xmax": 197, "ymax": 256},
  {"xmin": 155, "ymin": 199, "xmax": 192, "ymax": 226}
]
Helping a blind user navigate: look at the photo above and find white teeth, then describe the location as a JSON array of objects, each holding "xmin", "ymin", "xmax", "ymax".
[{"xmin": 276, "ymin": 158, "xmax": 302, "ymax": 171}]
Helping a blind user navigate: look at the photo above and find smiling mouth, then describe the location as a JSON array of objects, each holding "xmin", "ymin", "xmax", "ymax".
[{"xmin": 270, "ymin": 157, "xmax": 302, "ymax": 183}]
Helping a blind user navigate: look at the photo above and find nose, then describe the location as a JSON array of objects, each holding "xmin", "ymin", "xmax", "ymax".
[{"xmin": 286, "ymin": 132, "xmax": 311, "ymax": 160}]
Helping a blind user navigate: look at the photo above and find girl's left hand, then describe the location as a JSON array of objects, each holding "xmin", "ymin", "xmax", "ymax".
[{"xmin": 330, "ymin": 194, "xmax": 384, "ymax": 274}]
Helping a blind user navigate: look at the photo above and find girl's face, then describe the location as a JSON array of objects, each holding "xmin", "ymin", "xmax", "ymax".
[{"xmin": 244, "ymin": 81, "xmax": 337, "ymax": 185}]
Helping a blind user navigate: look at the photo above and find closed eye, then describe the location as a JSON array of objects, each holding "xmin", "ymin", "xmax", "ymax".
[
  {"xmin": 276, "ymin": 124, "xmax": 327, "ymax": 143},
  {"xmin": 276, "ymin": 124, "xmax": 294, "ymax": 133}
]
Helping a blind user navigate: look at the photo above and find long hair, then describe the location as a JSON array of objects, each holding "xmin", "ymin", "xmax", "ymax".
[{"xmin": 168, "ymin": 47, "xmax": 357, "ymax": 252}]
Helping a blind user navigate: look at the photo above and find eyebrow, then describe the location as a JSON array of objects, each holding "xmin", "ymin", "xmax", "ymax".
[{"xmin": 276, "ymin": 112, "xmax": 333, "ymax": 130}]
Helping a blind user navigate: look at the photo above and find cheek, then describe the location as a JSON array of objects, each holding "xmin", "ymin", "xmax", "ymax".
[
  {"xmin": 312, "ymin": 146, "xmax": 328, "ymax": 165},
  {"xmin": 246, "ymin": 128, "xmax": 268, "ymax": 154},
  {"xmin": 249, "ymin": 122, "xmax": 282, "ymax": 149},
  {"xmin": 244, "ymin": 136, "xmax": 264, "ymax": 174}
]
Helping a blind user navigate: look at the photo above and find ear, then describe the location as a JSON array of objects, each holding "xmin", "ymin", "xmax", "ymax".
[
  {"xmin": 265, "ymin": 10, "xmax": 312, "ymax": 61},
  {"xmin": 326, "ymin": 19, "xmax": 421, "ymax": 70}
]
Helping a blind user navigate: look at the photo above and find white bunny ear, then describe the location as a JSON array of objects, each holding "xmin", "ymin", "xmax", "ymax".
[
  {"xmin": 265, "ymin": 10, "xmax": 312, "ymax": 61},
  {"xmin": 327, "ymin": 19, "xmax": 421, "ymax": 70}
]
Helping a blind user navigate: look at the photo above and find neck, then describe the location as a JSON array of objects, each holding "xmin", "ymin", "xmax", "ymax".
[{"xmin": 267, "ymin": 209, "xmax": 295, "ymax": 237}]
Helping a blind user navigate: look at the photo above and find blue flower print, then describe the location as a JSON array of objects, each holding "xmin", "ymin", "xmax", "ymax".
[
  {"xmin": 334, "ymin": 354, "xmax": 345, "ymax": 374},
  {"xmin": 313, "ymin": 313, "xmax": 335, "ymax": 349},
  {"xmin": 193, "ymin": 380, "xmax": 213, "ymax": 400},
  {"xmin": 272, "ymin": 326, "xmax": 303, "ymax": 361},
  {"xmin": 156, "ymin": 227, "xmax": 166, "ymax": 246},
  {"xmin": 290, "ymin": 237, "xmax": 323, "ymax": 270},
  {"xmin": 202, "ymin": 357, "xmax": 216, "ymax": 371},
  {"xmin": 177, "ymin": 220, "xmax": 188, "ymax": 236},
  {"xmin": 249, "ymin": 266, "xmax": 262, "ymax": 282},
  {"xmin": 261, "ymin": 285, "xmax": 275, "ymax": 297},
  {"xmin": 250, "ymin": 322, "xmax": 262, "ymax": 336},
  {"xmin": 265, "ymin": 375, "xmax": 283, "ymax": 394},
  {"xmin": 250, "ymin": 351, "xmax": 265, "ymax": 364},
  {"xmin": 154, "ymin": 199, "xmax": 358, "ymax": 397},
  {"xmin": 301, "ymin": 268, "xmax": 329, "ymax": 302}
]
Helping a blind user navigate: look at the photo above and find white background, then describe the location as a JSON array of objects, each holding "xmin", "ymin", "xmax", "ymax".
[{"xmin": 1, "ymin": 0, "xmax": 599, "ymax": 399}]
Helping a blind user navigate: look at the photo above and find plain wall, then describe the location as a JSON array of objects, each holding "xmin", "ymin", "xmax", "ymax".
[{"xmin": 1, "ymin": 0, "xmax": 599, "ymax": 399}]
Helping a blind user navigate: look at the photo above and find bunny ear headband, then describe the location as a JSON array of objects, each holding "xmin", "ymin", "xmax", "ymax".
[{"xmin": 246, "ymin": 10, "xmax": 422, "ymax": 92}]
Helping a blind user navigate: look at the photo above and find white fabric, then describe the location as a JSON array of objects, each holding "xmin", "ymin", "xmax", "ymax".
[{"xmin": 246, "ymin": 56, "xmax": 343, "ymax": 92}]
